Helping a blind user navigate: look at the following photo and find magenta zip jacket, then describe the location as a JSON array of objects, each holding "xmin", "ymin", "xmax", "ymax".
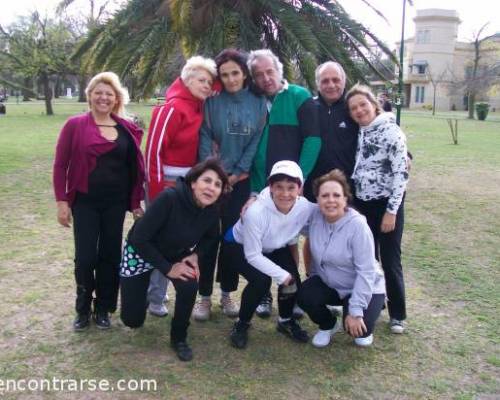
[{"xmin": 53, "ymin": 112, "xmax": 145, "ymax": 210}]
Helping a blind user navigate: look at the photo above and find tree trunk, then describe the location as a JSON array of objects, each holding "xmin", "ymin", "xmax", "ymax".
[
  {"xmin": 41, "ymin": 72, "xmax": 54, "ymax": 116},
  {"xmin": 432, "ymin": 84, "xmax": 437, "ymax": 116},
  {"xmin": 22, "ymin": 77, "xmax": 32, "ymax": 101},
  {"xmin": 78, "ymin": 74, "xmax": 87, "ymax": 102},
  {"xmin": 54, "ymin": 75, "xmax": 61, "ymax": 99},
  {"xmin": 468, "ymin": 92, "xmax": 475, "ymax": 119}
]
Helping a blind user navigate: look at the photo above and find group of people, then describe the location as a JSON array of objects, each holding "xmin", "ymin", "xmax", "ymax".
[{"xmin": 53, "ymin": 48, "xmax": 409, "ymax": 362}]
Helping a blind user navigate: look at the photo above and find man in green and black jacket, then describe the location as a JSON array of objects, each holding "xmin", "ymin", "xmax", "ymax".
[
  {"xmin": 246, "ymin": 49, "xmax": 321, "ymax": 318},
  {"xmin": 247, "ymin": 49, "xmax": 321, "ymax": 194}
]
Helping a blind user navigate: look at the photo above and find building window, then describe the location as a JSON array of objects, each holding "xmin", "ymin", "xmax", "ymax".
[
  {"xmin": 416, "ymin": 30, "xmax": 431, "ymax": 44},
  {"xmin": 415, "ymin": 86, "xmax": 425, "ymax": 103}
]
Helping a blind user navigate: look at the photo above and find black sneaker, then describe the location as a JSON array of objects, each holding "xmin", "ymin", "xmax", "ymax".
[
  {"xmin": 277, "ymin": 319, "xmax": 309, "ymax": 343},
  {"xmin": 230, "ymin": 320, "xmax": 250, "ymax": 349},
  {"xmin": 171, "ymin": 340, "xmax": 193, "ymax": 362},
  {"xmin": 93, "ymin": 311, "xmax": 111, "ymax": 330},
  {"xmin": 256, "ymin": 293, "xmax": 273, "ymax": 318},
  {"xmin": 73, "ymin": 313, "xmax": 90, "ymax": 331}
]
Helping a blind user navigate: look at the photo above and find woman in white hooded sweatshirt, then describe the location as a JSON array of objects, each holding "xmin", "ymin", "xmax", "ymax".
[
  {"xmin": 346, "ymin": 84, "xmax": 409, "ymax": 335},
  {"xmin": 297, "ymin": 169, "xmax": 386, "ymax": 348},
  {"xmin": 222, "ymin": 160, "xmax": 315, "ymax": 349}
]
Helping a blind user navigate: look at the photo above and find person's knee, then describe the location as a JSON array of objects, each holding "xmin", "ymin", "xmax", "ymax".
[
  {"xmin": 176, "ymin": 278, "xmax": 198, "ymax": 298},
  {"xmin": 121, "ymin": 312, "xmax": 145, "ymax": 329}
]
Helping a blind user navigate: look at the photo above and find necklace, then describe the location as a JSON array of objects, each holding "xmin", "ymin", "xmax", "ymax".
[{"xmin": 96, "ymin": 124, "xmax": 117, "ymax": 127}]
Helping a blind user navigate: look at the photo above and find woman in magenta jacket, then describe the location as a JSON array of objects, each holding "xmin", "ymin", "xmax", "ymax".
[{"xmin": 53, "ymin": 72, "xmax": 145, "ymax": 332}]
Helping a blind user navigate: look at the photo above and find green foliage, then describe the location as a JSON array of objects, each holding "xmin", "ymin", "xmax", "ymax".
[
  {"xmin": 475, "ymin": 102, "xmax": 490, "ymax": 120},
  {"xmin": 74, "ymin": 0, "xmax": 397, "ymax": 98}
]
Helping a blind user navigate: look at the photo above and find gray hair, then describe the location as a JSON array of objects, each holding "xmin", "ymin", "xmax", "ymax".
[
  {"xmin": 315, "ymin": 61, "xmax": 346, "ymax": 88},
  {"xmin": 181, "ymin": 56, "xmax": 217, "ymax": 83},
  {"xmin": 247, "ymin": 49, "xmax": 284, "ymax": 81}
]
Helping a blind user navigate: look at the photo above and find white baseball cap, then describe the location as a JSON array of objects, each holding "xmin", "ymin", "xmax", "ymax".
[{"xmin": 268, "ymin": 160, "xmax": 304, "ymax": 185}]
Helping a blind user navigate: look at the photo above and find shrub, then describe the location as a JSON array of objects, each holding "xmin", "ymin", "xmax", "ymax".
[{"xmin": 475, "ymin": 102, "xmax": 490, "ymax": 121}]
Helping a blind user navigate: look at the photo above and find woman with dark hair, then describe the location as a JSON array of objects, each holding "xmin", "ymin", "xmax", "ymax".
[
  {"xmin": 53, "ymin": 71, "xmax": 145, "ymax": 331},
  {"xmin": 346, "ymin": 84, "xmax": 409, "ymax": 334},
  {"xmin": 297, "ymin": 169, "xmax": 386, "ymax": 348},
  {"xmin": 119, "ymin": 159, "xmax": 229, "ymax": 361},
  {"xmin": 195, "ymin": 49, "xmax": 266, "ymax": 320}
]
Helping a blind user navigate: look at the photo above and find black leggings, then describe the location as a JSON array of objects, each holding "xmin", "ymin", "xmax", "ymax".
[
  {"xmin": 198, "ymin": 178, "xmax": 249, "ymax": 296},
  {"xmin": 120, "ymin": 269, "xmax": 198, "ymax": 342},
  {"xmin": 72, "ymin": 195, "xmax": 127, "ymax": 314},
  {"xmin": 354, "ymin": 196, "xmax": 406, "ymax": 320},
  {"xmin": 224, "ymin": 242, "xmax": 301, "ymax": 323},
  {"xmin": 298, "ymin": 275, "xmax": 385, "ymax": 337}
]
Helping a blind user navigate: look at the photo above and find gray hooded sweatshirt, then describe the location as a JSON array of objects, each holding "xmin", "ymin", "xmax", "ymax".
[{"xmin": 303, "ymin": 207, "xmax": 385, "ymax": 317}]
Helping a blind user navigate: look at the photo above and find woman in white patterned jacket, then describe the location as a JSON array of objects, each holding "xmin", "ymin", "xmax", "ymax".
[{"xmin": 346, "ymin": 84, "xmax": 409, "ymax": 335}]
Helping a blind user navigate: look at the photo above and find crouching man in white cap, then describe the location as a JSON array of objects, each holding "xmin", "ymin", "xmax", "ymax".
[{"xmin": 221, "ymin": 160, "xmax": 315, "ymax": 349}]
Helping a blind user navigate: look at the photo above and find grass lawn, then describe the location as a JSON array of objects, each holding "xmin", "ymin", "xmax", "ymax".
[{"xmin": 0, "ymin": 101, "xmax": 498, "ymax": 399}]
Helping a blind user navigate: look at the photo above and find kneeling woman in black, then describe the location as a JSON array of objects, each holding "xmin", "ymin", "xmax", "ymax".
[{"xmin": 120, "ymin": 159, "xmax": 229, "ymax": 361}]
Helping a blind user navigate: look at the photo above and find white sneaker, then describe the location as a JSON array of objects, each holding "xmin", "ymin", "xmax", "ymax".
[
  {"xmin": 148, "ymin": 303, "xmax": 168, "ymax": 317},
  {"xmin": 354, "ymin": 334, "xmax": 374, "ymax": 347},
  {"xmin": 312, "ymin": 322, "xmax": 340, "ymax": 348},
  {"xmin": 390, "ymin": 318, "xmax": 405, "ymax": 334},
  {"xmin": 220, "ymin": 296, "xmax": 239, "ymax": 318},
  {"xmin": 192, "ymin": 298, "xmax": 212, "ymax": 321}
]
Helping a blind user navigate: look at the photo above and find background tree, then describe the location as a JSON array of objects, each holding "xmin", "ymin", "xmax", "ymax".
[
  {"xmin": 56, "ymin": 0, "xmax": 120, "ymax": 101},
  {"xmin": 74, "ymin": 0, "xmax": 397, "ymax": 98},
  {"xmin": 0, "ymin": 13, "xmax": 77, "ymax": 114},
  {"xmin": 448, "ymin": 25, "xmax": 500, "ymax": 119}
]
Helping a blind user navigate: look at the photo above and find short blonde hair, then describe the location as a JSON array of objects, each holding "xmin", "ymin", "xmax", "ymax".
[
  {"xmin": 181, "ymin": 56, "xmax": 217, "ymax": 84},
  {"xmin": 85, "ymin": 72, "xmax": 129, "ymax": 117},
  {"xmin": 345, "ymin": 84, "xmax": 382, "ymax": 116}
]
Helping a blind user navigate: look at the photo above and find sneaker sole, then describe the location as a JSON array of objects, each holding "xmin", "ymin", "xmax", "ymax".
[
  {"xmin": 73, "ymin": 325, "xmax": 90, "ymax": 332},
  {"xmin": 390, "ymin": 327, "xmax": 404, "ymax": 334},
  {"xmin": 193, "ymin": 314, "xmax": 210, "ymax": 322},
  {"xmin": 148, "ymin": 310, "xmax": 168, "ymax": 318}
]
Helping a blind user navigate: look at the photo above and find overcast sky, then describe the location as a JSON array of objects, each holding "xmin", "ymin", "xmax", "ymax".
[{"xmin": 1, "ymin": 0, "xmax": 499, "ymax": 49}]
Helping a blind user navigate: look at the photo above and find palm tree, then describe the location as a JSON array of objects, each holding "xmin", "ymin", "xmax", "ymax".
[{"xmin": 75, "ymin": 0, "xmax": 396, "ymax": 98}]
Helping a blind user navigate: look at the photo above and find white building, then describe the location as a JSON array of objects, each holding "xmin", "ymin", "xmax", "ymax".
[{"xmin": 395, "ymin": 9, "xmax": 500, "ymax": 111}]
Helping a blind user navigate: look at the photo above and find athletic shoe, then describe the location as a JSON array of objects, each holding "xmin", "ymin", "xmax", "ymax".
[
  {"xmin": 390, "ymin": 318, "xmax": 405, "ymax": 334},
  {"xmin": 170, "ymin": 340, "xmax": 193, "ymax": 361},
  {"xmin": 192, "ymin": 298, "xmax": 211, "ymax": 321},
  {"xmin": 220, "ymin": 296, "xmax": 239, "ymax": 318},
  {"xmin": 148, "ymin": 303, "xmax": 168, "ymax": 317},
  {"xmin": 276, "ymin": 319, "xmax": 309, "ymax": 343},
  {"xmin": 73, "ymin": 313, "xmax": 90, "ymax": 331},
  {"xmin": 93, "ymin": 310, "xmax": 111, "ymax": 330},
  {"xmin": 354, "ymin": 334, "xmax": 374, "ymax": 347},
  {"xmin": 256, "ymin": 293, "xmax": 272, "ymax": 318},
  {"xmin": 230, "ymin": 320, "xmax": 250, "ymax": 349},
  {"xmin": 311, "ymin": 321, "xmax": 340, "ymax": 347}
]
